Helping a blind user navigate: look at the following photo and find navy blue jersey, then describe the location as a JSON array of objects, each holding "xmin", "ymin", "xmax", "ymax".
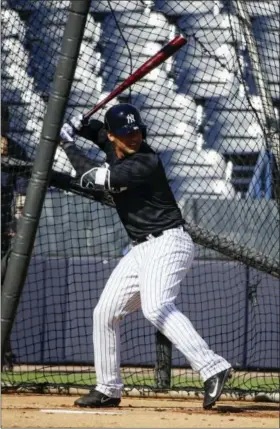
[{"xmin": 63, "ymin": 119, "xmax": 184, "ymax": 240}]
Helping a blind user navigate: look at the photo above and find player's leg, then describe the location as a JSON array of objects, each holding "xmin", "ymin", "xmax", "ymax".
[
  {"xmin": 75, "ymin": 247, "xmax": 141, "ymax": 407},
  {"xmin": 139, "ymin": 228, "xmax": 231, "ymax": 402}
]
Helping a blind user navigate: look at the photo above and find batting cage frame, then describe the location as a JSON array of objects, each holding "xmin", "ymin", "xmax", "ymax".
[{"xmin": 1, "ymin": 0, "xmax": 279, "ymax": 403}]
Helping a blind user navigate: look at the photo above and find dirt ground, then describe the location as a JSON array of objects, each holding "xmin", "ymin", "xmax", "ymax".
[{"xmin": 1, "ymin": 394, "xmax": 279, "ymax": 428}]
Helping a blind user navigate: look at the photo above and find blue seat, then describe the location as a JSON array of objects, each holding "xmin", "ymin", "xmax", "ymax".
[
  {"xmin": 84, "ymin": 14, "xmax": 101, "ymax": 45},
  {"xmin": 176, "ymin": 65, "xmax": 239, "ymax": 99},
  {"xmin": 67, "ymin": 88, "xmax": 100, "ymax": 108},
  {"xmin": 8, "ymin": 0, "xmax": 70, "ymax": 11},
  {"xmin": 169, "ymin": 176, "xmax": 237, "ymax": 202},
  {"xmin": 77, "ymin": 43, "xmax": 101, "ymax": 74},
  {"xmin": 252, "ymin": 16, "xmax": 280, "ymax": 32},
  {"xmin": 26, "ymin": 24, "xmax": 65, "ymax": 42},
  {"xmin": 165, "ymin": 159, "xmax": 226, "ymax": 179},
  {"xmin": 177, "ymin": 13, "xmax": 244, "ymax": 46},
  {"xmin": 26, "ymin": 8, "xmax": 68, "ymax": 32},
  {"xmin": 1, "ymin": 82, "xmax": 23, "ymax": 104},
  {"xmin": 153, "ymin": 0, "xmax": 215, "ymax": 16},
  {"xmin": 90, "ymin": 0, "xmax": 149, "ymax": 13},
  {"xmin": 268, "ymin": 83, "xmax": 280, "ymax": 101},
  {"xmin": 173, "ymin": 47, "xmax": 237, "ymax": 76},
  {"xmin": 2, "ymin": 38, "xmax": 29, "ymax": 69},
  {"xmin": 1, "ymin": 9, "xmax": 26, "ymax": 42},
  {"xmin": 246, "ymin": 1, "xmax": 279, "ymax": 17},
  {"xmin": 6, "ymin": 0, "xmax": 36, "ymax": 11},
  {"xmin": 149, "ymin": 133, "xmax": 197, "ymax": 153},
  {"xmin": 261, "ymin": 58, "xmax": 280, "ymax": 83},
  {"xmin": 129, "ymin": 91, "xmax": 197, "ymax": 111}
]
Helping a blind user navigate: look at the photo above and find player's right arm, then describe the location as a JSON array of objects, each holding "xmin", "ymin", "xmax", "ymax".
[
  {"xmin": 59, "ymin": 115, "xmax": 109, "ymax": 176},
  {"xmin": 60, "ymin": 115, "xmax": 106, "ymax": 149}
]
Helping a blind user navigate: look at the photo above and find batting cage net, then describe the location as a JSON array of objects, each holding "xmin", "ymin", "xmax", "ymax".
[{"xmin": 1, "ymin": 0, "xmax": 279, "ymax": 399}]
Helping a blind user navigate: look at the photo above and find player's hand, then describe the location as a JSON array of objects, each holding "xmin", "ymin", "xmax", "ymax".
[
  {"xmin": 59, "ymin": 122, "xmax": 76, "ymax": 143},
  {"xmin": 69, "ymin": 114, "xmax": 88, "ymax": 131}
]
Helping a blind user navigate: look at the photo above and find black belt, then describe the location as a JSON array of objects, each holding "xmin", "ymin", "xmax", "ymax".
[
  {"xmin": 132, "ymin": 230, "xmax": 165, "ymax": 245},
  {"xmin": 132, "ymin": 226, "xmax": 186, "ymax": 245}
]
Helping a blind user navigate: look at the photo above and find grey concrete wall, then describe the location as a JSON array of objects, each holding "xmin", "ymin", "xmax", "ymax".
[{"xmin": 11, "ymin": 257, "xmax": 279, "ymax": 370}]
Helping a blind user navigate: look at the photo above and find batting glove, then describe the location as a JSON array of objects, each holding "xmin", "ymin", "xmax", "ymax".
[
  {"xmin": 69, "ymin": 114, "xmax": 87, "ymax": 132},
  {"xmin": 60, "ymin": 122, "xmax": 76, "ymax": 143}
]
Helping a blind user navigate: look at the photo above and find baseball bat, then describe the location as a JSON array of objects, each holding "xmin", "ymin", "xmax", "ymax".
[{"xmin": 83, "ymin": 34, "xmax": 187, "ymax": 120}]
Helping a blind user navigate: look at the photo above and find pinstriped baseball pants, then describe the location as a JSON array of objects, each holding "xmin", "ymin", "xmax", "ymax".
[{"xmin": 93, "ymin": 227, "xmax": 231, "ymax": 398}]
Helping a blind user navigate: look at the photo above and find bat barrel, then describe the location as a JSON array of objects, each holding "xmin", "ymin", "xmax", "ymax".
[{"xmin": 83, "ymin": 34, "xmax": 187, "ymax": 120}]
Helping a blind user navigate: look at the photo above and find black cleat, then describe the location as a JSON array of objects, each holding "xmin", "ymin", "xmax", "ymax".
[
  {"xmin": 203, "ymin": 368, "xmax": 231, "ymax": 410},
  {"xmin": 74, "ymin": 390, "xmax": 121, "ymax": 408}
]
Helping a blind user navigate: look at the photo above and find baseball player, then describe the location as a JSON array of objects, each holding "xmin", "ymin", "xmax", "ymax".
[{"xmin": 59, "ymin": 103, "xmax": 232, "ymax": 409}]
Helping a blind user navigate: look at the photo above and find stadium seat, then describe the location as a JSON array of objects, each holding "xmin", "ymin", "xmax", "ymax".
[
  {"xmin": 90, "ymin": 0, "xmax": 152, "ymax": 13},
  {"xmin": 161, "ymin": 147, "xmax": 226, "ymax": 167},
  {"xmin": 102, "ymin": 10, "xmax": 170, "ymax": 28},
  {"xmin": 141, "ymin": 106, "xmax": 196, "ymax": 128},
  {"xmin": 268, "ymin": 83, "xmax": 280, "ymax": 102},
  {"xmin": 261, "ymin": 58, "xmax": 280, "ymax": 83},
  {"xmin": 1, "ymin": 9, "xmax": 26, "ymax": 42},
  {"xmin": 26, "ymin": 8, "xmax": 68, "ymax": 31},
  {"xmin": 84, "ymin": 15, "xmax": 101, "ymax": 45},
  {"xmin": 252, "ymin": 16, "xmax": 280, "ymax": 32},
  {"xmin": 203, "ymin": 94, "xmax": 269, "ymax": 154},
  {"xmin": 169, "ymin": 176, "xmax": 236, "ymax": 201},
  {"xmin": 153, "ymin": 0, "xmax": 217, "ymax": 16},
  {"xmin": 8, "ymin": 0, "xmax": 70, "ymax": 11},
  {"xmin": 1, "ymin": 79, "xmax": 23, "ymax": 104},
  {"xmin": 173, "ymin": 44, "xmax": 238, "ymax": 77},
  {"xmin": 67, "ymin": 88, "xmax": 101, "ymax": 109},
  {"xmin": 130, "ymin": 91, "xmax": 197, "ymax": 111},
  {"xmin": 102, "ymin": 41, "xmax": 166, "ymax": 67},
  {"xmin": 100, "ymin": 24, "xmax": 170, "ymax": 44},
  {"xmin": 26, "ymin": 24, "xmax": 65, "ymax": 42},
  {"xmin": 2, "ymin": 39, "xmax": 29, "ymax": 69},
  {"xmin": 4, "ymin": 63, "xmax": 35, "ymax": 92},
  {"xmin": 149, "ymin": 132, "xmax": 197, "ymax": 153},
  {"xmin": 176, "ymin": 67, "xmax": 239, "ymax": 99},
  {"xmin": 245, "ymin": 1, "xmax": 280, "ymax": 17},
  {"xmin": 214, "ymin": 137, "xmax": 266, "ymax": 155},
  {"xmin": 77, "ymin": 44, "xmax": 101, "ymax": 75},
  {"xmin": 177, "ymin": 12, "xmax": 244, "ymax": 46},
  {"xmin": 102, "ymin": 69, "xmax": 174, "ymax": 94},
  {"xmin": 165, "ymin": 160, "xmax": 226, "ymax": 179}
]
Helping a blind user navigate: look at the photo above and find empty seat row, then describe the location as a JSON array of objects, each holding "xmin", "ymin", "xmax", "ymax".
[
  {"xmin": 1, "ymin": 8, "xmax": 26, "ymax": 42},
  {"xmin": 153, "ymin": 0, "xmax": 221, "ymax": 16}
]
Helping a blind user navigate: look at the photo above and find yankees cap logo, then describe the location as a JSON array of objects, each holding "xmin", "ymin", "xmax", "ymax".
[{"xmin": 126, "ymin": 114, "xmax": 135, "ymax": 124}]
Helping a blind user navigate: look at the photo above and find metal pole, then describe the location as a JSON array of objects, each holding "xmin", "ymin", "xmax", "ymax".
[
  {"xmin": 155, "ymin": 331, "xmax": 172, "ymax": 389},
  {"xmin": 1, "ymin": 0, "xmax": 91, "ymax": 361}
]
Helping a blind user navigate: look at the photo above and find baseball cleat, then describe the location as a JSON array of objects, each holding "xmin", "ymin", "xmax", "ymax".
[
  {"xmin": 74, "ymin": 389, "xmax": 121, "ymax": 408},
  {"xmin": 203, "ymin": 368, "xmax": 232, "ymax": 410}
]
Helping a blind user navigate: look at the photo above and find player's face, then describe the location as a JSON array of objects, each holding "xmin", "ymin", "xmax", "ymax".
[{"xmin": 108, "ymin": 130, "xmax": 143, "ymax": 157}]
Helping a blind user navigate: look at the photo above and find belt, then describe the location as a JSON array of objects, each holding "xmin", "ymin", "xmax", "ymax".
[{"xmin": 132, "ymin": 226, "xmax": 185, "ymax": 245}]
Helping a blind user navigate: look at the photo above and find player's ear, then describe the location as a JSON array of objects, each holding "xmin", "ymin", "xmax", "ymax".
[{"xmin": 107, "ymin": 132, "xmax": 115, "ymax": 142}]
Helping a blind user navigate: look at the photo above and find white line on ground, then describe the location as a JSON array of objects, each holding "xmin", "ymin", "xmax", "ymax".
[{"xmin": 40, "ymin": 409, "xmax": 124, "ymax": 415}]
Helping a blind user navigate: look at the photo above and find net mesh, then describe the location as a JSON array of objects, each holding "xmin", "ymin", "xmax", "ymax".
[{"xmin": 1, "ymin": 0, "xmax": 279, "ymax": 397}]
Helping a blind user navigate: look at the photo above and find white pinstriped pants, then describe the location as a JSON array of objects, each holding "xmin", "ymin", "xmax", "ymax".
[{"xmin": 93, "ymin": 227, "xmax": 231, "ymax": 398}]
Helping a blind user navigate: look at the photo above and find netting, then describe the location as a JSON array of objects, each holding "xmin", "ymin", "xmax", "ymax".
[{"xmin": 1, "ymin": 0, "xmax": 279, "ymax": 398}]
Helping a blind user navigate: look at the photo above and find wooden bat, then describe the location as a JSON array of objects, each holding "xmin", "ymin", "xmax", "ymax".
[{"xmin": 83, "ymin": 34, "xmax": 187, "ymax": 120}]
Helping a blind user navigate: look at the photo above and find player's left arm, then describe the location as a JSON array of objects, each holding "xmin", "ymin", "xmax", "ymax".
[{"xmin": 80, "ymin": 153, "xmax": 158, "ymax": 192}]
